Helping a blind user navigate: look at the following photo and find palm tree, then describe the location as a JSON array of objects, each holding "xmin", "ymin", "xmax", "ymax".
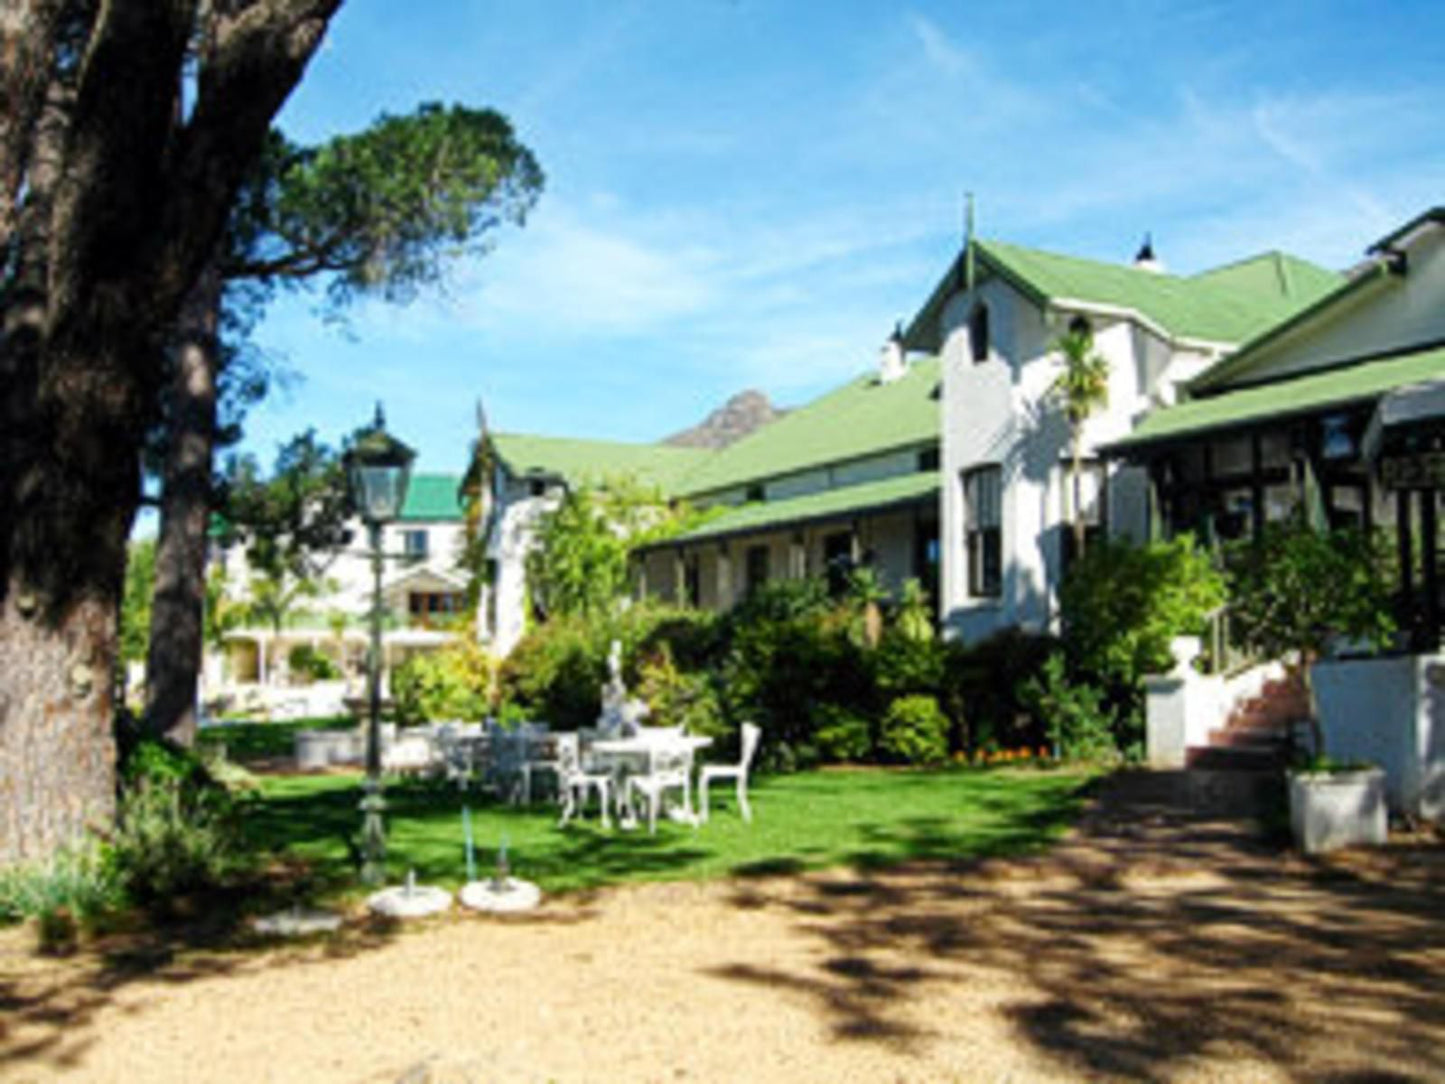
[{"xmin": 1052, "ymin": 325, "xmax": 1110, "ymax": 560}]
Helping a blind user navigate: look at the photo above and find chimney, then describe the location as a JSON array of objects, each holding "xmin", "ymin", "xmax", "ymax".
[
  {"xmin": 879, "ymin": 321, "xmax": 907, "ymax": 384},
  {"xmin": 1133, "ymin": 233, "xmax": 1166, "ymax": 274}
]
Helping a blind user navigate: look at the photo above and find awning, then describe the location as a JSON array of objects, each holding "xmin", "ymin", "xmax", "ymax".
[
  {"xmin": 1108, "ymin": 345, "xmax": 1445, "ymax": 456},
  {"xmin": 650, "ymin": 471, "xmax": 939, "ymax": 549},
  {"xmin": 1361, "ymin": 378, "xmax": 1445, "ymax": 462}
]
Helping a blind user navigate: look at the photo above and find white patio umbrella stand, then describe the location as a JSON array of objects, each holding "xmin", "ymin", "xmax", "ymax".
[
  {"xmin": 459, "ymin": 876, "xmax": 541, "ymax": 913},
  {"xmin": 367, "ymin": 870, "xmax": 452, "ymax": 919}
]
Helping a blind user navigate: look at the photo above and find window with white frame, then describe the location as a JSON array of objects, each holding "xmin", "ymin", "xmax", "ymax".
[{"xmin": 963, "ymin": 466, "xmax": 1002, "ymax": 598}]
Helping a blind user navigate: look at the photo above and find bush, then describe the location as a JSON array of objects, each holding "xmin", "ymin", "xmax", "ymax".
[
  {"xmin": 287, "ymin": 642, "xmax": 341, "ymax": 682},
  {"xmin": 872, "ymin": 628, "xmax": 943, "ymax": 698},
  {"xmin": 812, "ymin": 703, "xmax": 873, "ymax": 762},
  {"xmin": 635, "ymin": 643, "xmax": 727, "ymax": 741},
  {"xmin": 941, "ymin": 628, "xmax": 1057, "ymax": 753},
  {"xmin": 1019, "ymin": 654, "xmax": 1118, "ymax": 763},
  {"xmin": 109, "ymin": 775, "xmax": 243, "ymax": 907},
  {"xmin": 878, "ymin": 695, "xmax": 950, "ymax": 765},
  {"xmin": 391, "ymin": 642, "xmax": 494, "ymax": 725},
  {"xmin": 1061, "ymin": 534, "xmax": 1226, "ymax": 717},
  {"xmin": 0, "ymin": 844, "xmax": 122, "ymax": 929}
]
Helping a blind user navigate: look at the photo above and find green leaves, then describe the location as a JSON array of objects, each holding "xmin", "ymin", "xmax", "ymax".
[{"xmin": 1051, "ymin": 326, "xmax": 1110, "ymax": 426}]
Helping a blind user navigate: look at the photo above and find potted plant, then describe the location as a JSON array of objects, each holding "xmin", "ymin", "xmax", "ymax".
[{"xmin": 1226, "ymin": 515, "xmax": 1395, "ymax": 853}]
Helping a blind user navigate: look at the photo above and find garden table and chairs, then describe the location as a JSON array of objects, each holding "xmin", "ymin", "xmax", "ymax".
[{"xmin": 590, "ymin": 728, "xmax": 714, "ymax": 832}]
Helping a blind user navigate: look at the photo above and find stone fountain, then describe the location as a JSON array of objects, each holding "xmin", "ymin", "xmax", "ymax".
[
  {"xmin": 460, "ymin": 832, "xmax": 541, "ymax": 913},
  {"xmin": 366, "ymin": 867, "xmax": 453, "ymax": 919}
]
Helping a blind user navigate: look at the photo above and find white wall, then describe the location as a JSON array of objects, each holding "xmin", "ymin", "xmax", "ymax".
[
  {"xmin": 1215, "ymin": 231, "xmax": 1445, "ymax": 385},
  {"xmin": 1313, "ymin": 654, "xmax": 1445, "ymax": 822},
  {"xmin": 938, "ymin": 273, "xmax": 1222, "ymax": 644}
]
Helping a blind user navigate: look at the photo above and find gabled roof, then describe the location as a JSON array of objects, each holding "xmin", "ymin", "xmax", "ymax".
[
  {"xmin": 1368, "ymin": 206, "xmax": 1445, "ymax": 254},
  {"xmin": 1187, "ymin": 257, "xmax": 1399, "ymax": 393},
  {"xmin": 490, "ymin": 433, "xmax": 710, "ymax": 493},
  {"xmin": 905, "ymin": 240, "xmax": 1340, "ymax": 353},
  {"xmin": 399, "ymin": 473, "xmax": 466, "ymax": 521},
  {"xmin": 1109, "ymin": 343, "xmax": 1445, "ymax": 454},
  {"xmin": 676, "ymin": 357, "xmax": 940, "ymax": 497}
]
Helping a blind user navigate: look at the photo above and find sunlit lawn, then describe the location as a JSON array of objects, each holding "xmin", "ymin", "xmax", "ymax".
[{"xmin": 246, "ymin": 766, "xmax": 1093, "ymax": 900}]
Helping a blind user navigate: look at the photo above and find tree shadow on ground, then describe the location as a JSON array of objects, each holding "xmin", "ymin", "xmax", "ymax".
[{"xmin": 709, "ymin": 770, "xmax": 1445, "ymax": 1082}]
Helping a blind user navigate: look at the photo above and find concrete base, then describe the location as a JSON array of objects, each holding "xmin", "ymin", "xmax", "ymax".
[
  {"xmin": 459, "ymin": 878, "xmax": 542, "ymax": 913},
  {"xmin": 1288, "ymin": 767, "xmax": 1387, "ymax": 854},
  {"xmin": 252, "ymin": 906, "xmax": 344, "ymax": 937},
  {"xmin": 367, "ymin": 883, "xmax": 452, "ymax": 919}
]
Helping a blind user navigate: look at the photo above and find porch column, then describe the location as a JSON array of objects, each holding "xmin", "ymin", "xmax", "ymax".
[
  {"xmin": 257, "ymin": 634, "xmax": 269, "ymax": 687},
  {"xmin": 716, "ymin": 544, "xmax": 733, "ymax": 609},
  {"xmin": 1398, "ymin": 488, "xmax": 1415, "ymax": 643},
  {"xmin": 1422, "ymin": 489, "xmax": 1439, "ymax": 650},
  {"xmin": 673, "ymin": 550, "xmax": 687, "ymax": 605},
  {"xmin": 789, "ymin": 532, "xmax": 807, "ymax": 580}
]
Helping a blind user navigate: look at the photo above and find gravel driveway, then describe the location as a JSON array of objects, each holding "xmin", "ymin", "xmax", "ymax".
[{"xmin": 3, "ymin": 773, "xmax": 1442, "ymax": 1083}]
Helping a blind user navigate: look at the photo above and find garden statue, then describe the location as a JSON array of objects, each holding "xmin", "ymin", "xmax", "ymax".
[{"xmin": 598, "ymin": 639, "xmax": 649, "ymax": 737}]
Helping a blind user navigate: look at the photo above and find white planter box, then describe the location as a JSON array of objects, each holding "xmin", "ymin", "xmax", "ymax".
[{"xmin": 1288, "ymin": 767, "xmax": 1387, "ymax": 854}]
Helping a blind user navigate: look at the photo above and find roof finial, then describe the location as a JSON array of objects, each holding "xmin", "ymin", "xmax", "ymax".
[
  {"xmin": 964, "ymin": 191, "xmax": 977, "ymax": 292},
  {"xmin": 1133, "ymin": 232, "xmax": 1165, "ymax": 273}
]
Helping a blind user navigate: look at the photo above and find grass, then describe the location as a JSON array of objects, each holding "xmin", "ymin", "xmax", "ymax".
[{"xmin": 244, "ymin": 766, "xmax": 1092, "ymax": 900}]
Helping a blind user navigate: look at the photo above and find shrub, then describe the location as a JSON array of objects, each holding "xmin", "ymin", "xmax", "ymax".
[
  {"xmin": 391, "ymin": 642, "xmax": 494, "ymax": 725},
  {"xmin": 109, "ymin": 776, "xmax": 243, "ymax": 907},
  {"xmin": 1060, "ymin": 534, "xmax": 1226, "ymax": 715},
  {"xmin": 812, "ymin": 703, "xmax": 873, "ymax": 762},
  {"xmin": 0, "ymin": 844, "xmax": 122, "ymax": 929},
  {"xmin": 1019, "ymin": 653, "xmax": 1118, "ymax": 763},
  {"xmin": 878, "ymin": 695, "xmax": 950, "ymax": 765},
  {"xmin": 499, "ymin": 614, "xmax": 608, "ymax": 730},
  {"xmin": 287, "ymin": 642, "xmax": 341, "ymax": 682},
  {"xmin": 635, "ymin": 643, "xmax": 727, "ymax": 741},
  {"xmin": 941, "ymin": 628, "xmax": 1057, "ymax": 753},
  {"xmin": 872, "ymin": 627, "xmax": 943, "ymax": 698}
]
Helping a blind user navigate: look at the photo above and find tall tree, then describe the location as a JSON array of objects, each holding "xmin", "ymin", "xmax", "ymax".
[
  {"xmin": 0, "ymin": 1, "xmax": 344, "ymax": 862},
  {"xmin": 1051, "ymin": 325, "xmax": 1110, "ymax": 561},
  {"xmin": 145, "ymin": 105, "xmax": 542, "ymax": 747}
]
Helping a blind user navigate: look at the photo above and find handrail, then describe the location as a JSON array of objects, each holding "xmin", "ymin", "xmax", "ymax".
[{"xmin": 1201, "ymin": 604, "xmax": 1259, "ymax": 677}]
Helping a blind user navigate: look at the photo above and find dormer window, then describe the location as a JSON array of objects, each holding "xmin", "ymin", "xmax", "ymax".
[
  {"xmin": 969, "ymin": 302, "xmax": 990, "ymax": 363},
  {"xmin": 1068, "ymin": 315, "xmax": 1091, "ymax": 339}
]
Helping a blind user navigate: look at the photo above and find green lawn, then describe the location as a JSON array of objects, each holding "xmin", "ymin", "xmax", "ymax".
[{"xmin": 246, "ymin": 767, "xmax": 1091, "ymax": 899}]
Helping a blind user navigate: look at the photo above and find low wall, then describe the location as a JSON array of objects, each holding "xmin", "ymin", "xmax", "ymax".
[{"xmin": 1312, "ymin": 654, "xmax": 1445, "ymax": 822}]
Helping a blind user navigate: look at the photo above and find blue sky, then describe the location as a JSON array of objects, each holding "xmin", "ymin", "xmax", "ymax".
[{"xmin": 237, "ymin": 0, "xmax": 1445, "ymax": 475}]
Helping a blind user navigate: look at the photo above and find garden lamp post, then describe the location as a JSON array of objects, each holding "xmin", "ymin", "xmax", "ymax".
[{"xmin": 344, "ymin": 404, "xmax": 415, "ymax": 885}]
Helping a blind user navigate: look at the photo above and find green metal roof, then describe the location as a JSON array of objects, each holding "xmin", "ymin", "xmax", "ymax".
[
  {"xmin": 666, "ymin": 470, "xmax": 939, "ymax": 546},
  {"xmin": 490, "ymin": 433, "xmax": 710, "ymax": 493},
  {"xmin": 1110, "ymin": 345, "xmax": 1445, "ymax": 453},
  {"xmin": 906, "ymin": 241, "xmax": 1339, "ymax": 352},
  {"xmin": 676, "ymin": 357, "xmax": 941, "ymax": 497},
  {"xmin": 399, "ymin": 473, "xmax": 465, "ymax": 521}
]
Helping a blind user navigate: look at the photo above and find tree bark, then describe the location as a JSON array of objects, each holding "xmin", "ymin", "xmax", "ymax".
[
  {"xmin": 144, "ymin": 263, "xmax": 222, "ymax": 747},
  {"xmin": 0, "ymin": 0, "xmax": 342, "ymax": 862}
]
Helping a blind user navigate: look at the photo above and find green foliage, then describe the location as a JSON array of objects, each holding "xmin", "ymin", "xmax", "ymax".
[
  {"xmin": 812, "ymin": 703, "xmax": 873, "ymax": 762},
  {"xmin": 893, "ymin": 577, "xmax": 935, "ymax": 643},
  {"xmin": 525, "ymin": 484, "xmax": 632, "ymax": 620},
  {"xmin": 1226, "ymin": 517, "xmax": 1396, "ymax": 667},
  {"xmin": 194, "ymin": 716, "xmax": 356, "ymax": 763},
  {"xmin": 872, "ymin": 627, "xmax": 944, "ymax": 698},
  {"xmin": 0, "ymin": 844, "xmax": 122, "ymax": 929},
  {"xmin": 635, "ymin": 644, "xmax": 726, "ymax": 741},
  {"xmin": 391, "ymin": 643, "xmax": 494, "ymax": 725},
  {"xmin": 110, "ymin": 776, "xmax": 243, "ymax": 908},
  {"xmin": 120, "ymin": 539, "xmax": 156, "ymax": 666},
  {"xmin": 1061, "ymin": 533, "xmax": 1226, "ymax": 693},
  {"xmin": 1020, "ymin": 654, "xmax": 1119, "ymax": 763},
  {"xmin": 941, "ymin": 629, "xmax": 1058, "ymax": 753},
  {"xmin": 878, "ymin": 695, "xmax": 950, "ymax": 765},
  {"xmin": 287, "ymin": 643, "xmax": 341, "ymax": 683}
]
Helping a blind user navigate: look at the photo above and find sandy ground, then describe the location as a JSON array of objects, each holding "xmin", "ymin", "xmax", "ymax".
[{"xmin": 2, "ymin": 776, "xmax": 1442, "ymax": 1084}]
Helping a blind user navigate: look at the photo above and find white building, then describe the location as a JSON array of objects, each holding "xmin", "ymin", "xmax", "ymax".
[
  {"xmin": 210, "ymin": 473, "xmax": 469, "ymax": 705},
  {"xmin": 902, "ymin": 237, "xmax": 1340, "ymax": 640}
]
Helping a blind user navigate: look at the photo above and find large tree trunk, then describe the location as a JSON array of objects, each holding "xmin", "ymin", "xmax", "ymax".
[
  {"xmin": 144, "ymin": 264, "xmax": 221, "ymax": 747},
  {"xmin": 0, "ymin": 0, "xmax": 342, "ymax": 862}
]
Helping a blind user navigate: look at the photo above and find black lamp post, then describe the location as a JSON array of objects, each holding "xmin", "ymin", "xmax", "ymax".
[{"xmin": 343, "ymin": 403, "xmax": 415, "ymax": 885}]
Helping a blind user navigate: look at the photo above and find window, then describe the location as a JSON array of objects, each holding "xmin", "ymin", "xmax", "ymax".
[
  {"xmin": 963, "ymin": 466, "xmax": 1002, "ymax": 598},
  {"xmin": 745, "ymin": 483, "xmax": 765, "ymax": 502},
  {"xmin": 917, "ymin": 446, "xmax": 940, "ymax": 472},
  {"xmin": 408, "ymin": 591, "xmax": 464, "ymax": 617},
  {"xmin": 401, "ymin": 529, "xmax": 428, "ymax": 564},
  {"xmin": 1068, "ymin": 315, "xmax": 1091, "ymax": 338},
  {"xmin": 969, "ymin": 302, "xmax": 990, "ymax": 363},
  {"xmin": 529, "ymin": 478, "xmax": 547, "ymax": 497},
  {"xmin": 745, "ymin": 545, "xmax": 770, "ymax": 595}
]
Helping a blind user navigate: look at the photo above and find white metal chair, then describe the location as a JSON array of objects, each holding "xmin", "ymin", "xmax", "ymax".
[
  {"xmin": 700, "ymin": 722, "xmax": 761, "ymax": 824},
  {"xmin": 555, "ymin": 733, "xmax": 613, "ymax": 829},
  {"xmin": 624, "ymin": 742, "xmax": 694, "ymax": 835}
]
